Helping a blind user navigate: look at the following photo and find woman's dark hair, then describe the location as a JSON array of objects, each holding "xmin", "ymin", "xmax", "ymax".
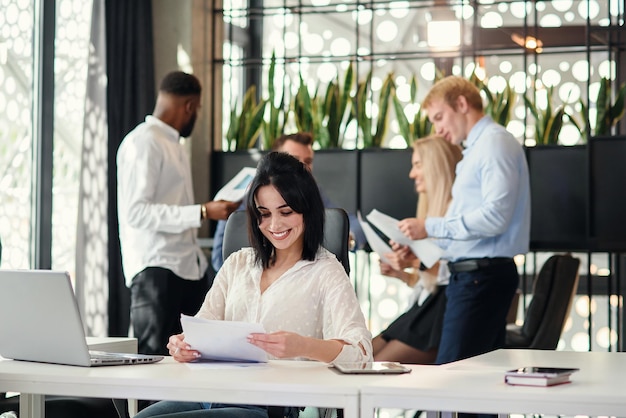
[{"xmin": 246, "ymin": 152, "xmax": 325, "ymax": 268}]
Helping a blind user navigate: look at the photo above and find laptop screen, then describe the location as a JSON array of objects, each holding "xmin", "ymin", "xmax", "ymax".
[{"xmin": 0, "ymin": 269, "xmax": 106, "ymax": 366}]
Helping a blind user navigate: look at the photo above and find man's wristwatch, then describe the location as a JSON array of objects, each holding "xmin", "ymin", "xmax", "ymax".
[{"xmin": 200, "ymin": 203, "xmax": 208, "ymax": 221}]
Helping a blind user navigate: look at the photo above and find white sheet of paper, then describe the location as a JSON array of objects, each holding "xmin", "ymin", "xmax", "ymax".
[
  {"xmin": 185, "ymin": 362, "xmax": 268, "ymax": 370},
  {"xmin": 358, "ymin": 218, "xmax": 393, "ymax": 264},
  {"xmin": 213, "ymin": 167, "xmax": 256, "ymax": 202},
  {"xmin": 366, "ymin": 209, "xmax": 443, "ymax": 268},
  {"xmin": 180, "ymin": 315, "xmax": 268, "ymax": 363}
]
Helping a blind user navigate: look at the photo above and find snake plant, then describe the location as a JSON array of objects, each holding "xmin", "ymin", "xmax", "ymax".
[
  {"xmin": 469, "ymin": 72, "xmax": 516, "ymax": 127},
  {"xmin": 392, "ymin": 75, "xmax": 432, "ymax": 147},
  {"xmin": 320, "ymin": 63, "xmax": 354, "ymax": 148},
  {"xmin": 523, "ymin": 85, "xmax": 568, "ymax": 145},
  {"xmin": 261, "ymin": 51, "xmax": 286, "ymax": 150},
  {"xmin": 225, "ymin": 85, "xmax": 267, "ymax": 150},
  {"xmin": 292, "ymin": 74, "xmax": 325, "ymax": 144},
  {"xmin": 593, "ymin": 77, "xmax": 626, "ymax": 137},
  {"xmin": 352, "ymin": 70, "xmax": 394, "ymax": 148}
]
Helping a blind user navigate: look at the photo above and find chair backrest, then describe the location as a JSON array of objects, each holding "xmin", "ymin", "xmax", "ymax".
[
  {"xmin": 508, "ymin": 254, "xmax": 580, "ymax": 349},
  {"xmin": 222, "ymin": 208, "xmax": 351, "ymax": 274}
]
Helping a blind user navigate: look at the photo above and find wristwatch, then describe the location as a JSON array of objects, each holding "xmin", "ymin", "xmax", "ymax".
[{"xmin": 200, "ymin": 203, "xmax": 208, "ymax": 221}]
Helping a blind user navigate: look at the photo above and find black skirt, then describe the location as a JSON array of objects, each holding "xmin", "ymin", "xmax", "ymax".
[{"xmin": 381, "ymin": 284, "xmax": 447, "ymax": 351}]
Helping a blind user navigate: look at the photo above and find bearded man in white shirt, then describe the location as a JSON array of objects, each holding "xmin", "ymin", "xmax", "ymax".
[
  {"xmin": 117, "ymin": 71, "xmax": 239, "ymax": 355},
  {"xmin": 398, "ymin": 76, "xmax": 530, "ymax": 366}
]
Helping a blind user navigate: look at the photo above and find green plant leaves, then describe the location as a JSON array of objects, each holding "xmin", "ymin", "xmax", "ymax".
[
  {"xmin": 226, "ymin": 85, "xmax": 266, "ymax": 151},
  {"xmin": 594, "ymin": 78, "xmax": 626, "ymax": 137},
  {"xmin": 524, "ymin": 85, "xmax": 568, "ymax": 145},
  {"xmin": 262, "ymin": 51, "xmax": 286, "ymax": 150},
  {"xmin": 351, "ymin": 70, "xmax": 394, "ymax": 148},
  {"xmin": 392, "ymin": 75, "xmax": 432, "ymax": 147}
]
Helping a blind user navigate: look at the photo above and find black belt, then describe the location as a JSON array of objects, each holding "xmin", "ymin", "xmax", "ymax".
[{"xmin": 448, "ymin": 257, "xmax": 514, "ymax": 273}]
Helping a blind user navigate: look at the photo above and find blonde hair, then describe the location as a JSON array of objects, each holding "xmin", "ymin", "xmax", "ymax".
[
  {"xmin": 412, "ymin": 135, "xmax": 462, "ymax": 291},
  {"xmin": 414, "ymin": 135, "xmax": 463, "ymax": 219},
  {"xmin": 422, "ymin": 76, "xmax": 483, "ymax": 112}
]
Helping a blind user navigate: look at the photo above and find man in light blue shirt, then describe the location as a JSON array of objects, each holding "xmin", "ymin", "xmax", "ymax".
[{"xmin": 398, "ymin": 76, "xmax": 530, "ymax": 365}]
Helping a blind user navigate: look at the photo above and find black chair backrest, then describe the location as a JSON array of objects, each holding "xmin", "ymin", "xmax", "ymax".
[
  {"xmin": 222, "ymin": 208, "xmax": 350, "ymax": 274},
  {"xmin": 514, "ymin": 254, "xmax": 580, "ymax": 349}
]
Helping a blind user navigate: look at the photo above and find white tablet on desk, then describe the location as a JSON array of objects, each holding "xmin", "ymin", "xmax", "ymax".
[{"xmin": 332, "ymin": 361, "xmax": 411, "ymax": 374}]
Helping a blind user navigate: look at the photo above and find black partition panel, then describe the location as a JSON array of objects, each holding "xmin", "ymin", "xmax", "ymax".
[
  {"xmin": 527, "ymin": 145, "xmax": 588, "ymax": 251},
  {"xmin": 313, "ymin": 150, "xmax": 358, "ymax": 214},
  {"xmin": 590, "ymin": 137, "xmax": 626, "ymax": 251},
  {"xmin": 359, "ymin": 148, "xmax": 416, "ymax": 220},
  {"xmin": 211, "ymin": 149, "xmax": 357, "ymax": 213}
]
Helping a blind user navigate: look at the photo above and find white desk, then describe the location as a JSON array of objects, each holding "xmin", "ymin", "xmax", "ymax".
[
  {"xmin": 361, "ymin": 349, "xmax": 626, "ymax": 418},
  {"xmin": 3, "ymin": 336, "xmax": 138, "ymax": 418},
  {"xmin": 0, "ymin": 357, "xmax": 372, "ymax": 418}
]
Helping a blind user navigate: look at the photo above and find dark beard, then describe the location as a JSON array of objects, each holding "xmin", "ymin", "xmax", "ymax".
[{"xmin": 179, "ymin": 113, "xmax": 197, "ymax": 138}]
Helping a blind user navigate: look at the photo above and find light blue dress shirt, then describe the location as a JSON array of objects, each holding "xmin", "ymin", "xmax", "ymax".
[{"xmin": 425, "ymin": 116, "xmax": 530, "ymax": 262}]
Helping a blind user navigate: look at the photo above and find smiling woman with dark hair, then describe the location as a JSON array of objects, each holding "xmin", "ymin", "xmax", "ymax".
[
  {"xmin": 245, "ymin": 151, "xmax": 325, "ymax": 268},
  {"xmin": 135, "ymin": 151, "xmax": 372, "ymax": 418}
]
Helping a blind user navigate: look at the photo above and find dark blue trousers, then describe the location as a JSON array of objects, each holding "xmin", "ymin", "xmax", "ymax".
[
  {"xmin": 435, "ymin": 261, "xmax": 518, "ymax": 418},
  {"xmin": 436, "ymin": 261, "xmax": 519, "ymax": 365}
]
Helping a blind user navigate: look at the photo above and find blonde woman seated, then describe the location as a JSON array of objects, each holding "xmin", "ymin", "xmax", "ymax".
[
  {"xmin": 373, "ymin": 135, "xmax": 462, "ymax": 364},
  {"xmin": 135, "ymin": 152, "xmax": 372, "ymax": 418}
]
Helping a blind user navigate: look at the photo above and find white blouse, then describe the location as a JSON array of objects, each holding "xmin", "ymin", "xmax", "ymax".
[{"xmin": 196, "ymin": 247, "xmax": 373, "ymax": 363}]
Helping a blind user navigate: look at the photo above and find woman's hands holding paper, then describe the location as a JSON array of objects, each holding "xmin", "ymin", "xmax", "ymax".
[
  {"xmin": 167, "ymin": 333, "xmax": 201, "ymax": 363},
  {"xmin": 247, "ymin": 331, "xmax": 345, "ymax": 363},
  {"xmin": 384, "ymin": 240, "xmax": 416, "ymax": 270}
]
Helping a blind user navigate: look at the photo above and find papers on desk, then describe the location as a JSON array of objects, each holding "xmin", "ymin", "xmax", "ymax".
[
  {"xmin": 180, "ymin": 315, "xmax": 268, "ymax": 363},
  {"xmin": 213, "ymin": 167, "xmax": 256, "ymax": 202},
  {"xmin": 366, "ymin": 209, "xmax": 443, "ymax": 268}
]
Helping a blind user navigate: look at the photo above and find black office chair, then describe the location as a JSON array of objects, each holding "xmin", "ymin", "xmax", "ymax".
[
  {"xmin": 221, "ymin": 208, "xmax": 349, "ymax": 418},
  {"xmin": 222, "ymin": 208, "xmax": 351, "ymax": 275},
  {"xmin": 505, "ymin": 254, "xmax": 581, "ymax": 349}
]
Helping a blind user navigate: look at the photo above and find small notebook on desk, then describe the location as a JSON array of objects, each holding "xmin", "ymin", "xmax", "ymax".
[
  {"xmin": 504, "ymin": 366, "xmax": 579, "ymax": 386},
  {"xmin": 0, "ymin": 269, "xmax": 164, "ymax": 367}
]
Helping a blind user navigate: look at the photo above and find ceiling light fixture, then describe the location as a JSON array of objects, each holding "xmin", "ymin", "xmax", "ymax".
[
  {"xmin": 511, "ymin": 33, "xmax": 544, "ymax": 53},
  {"xmin": 427, "ymin": 20, "xmax": 461, "ymax": 49}
]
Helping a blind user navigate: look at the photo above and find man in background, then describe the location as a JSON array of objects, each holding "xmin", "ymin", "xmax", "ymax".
[
  {"xmin": 212, "ymin": 132, "xmax": 364, "ymax": 271},
  {"xmin": 398, "ymin": 75, "xmax": 530, "ymax": 365},
  {"xmin": 117, "ymin": 71, "xmax": 238, "ymax": 355}
]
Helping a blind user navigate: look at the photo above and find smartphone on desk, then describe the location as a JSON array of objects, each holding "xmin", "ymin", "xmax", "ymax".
[
  {"xmin": 506, "ymin": 367, "xmax": 580, "ymax": 377},
  {"xmin": 332, "ymin": 361, "xmax": 411, "ymax": 374}
]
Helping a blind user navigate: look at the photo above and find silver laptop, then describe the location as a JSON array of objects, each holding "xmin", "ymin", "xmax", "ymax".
[{"xmin": 0, "ymin": 269, "xmax": 163, "ymax": 367}]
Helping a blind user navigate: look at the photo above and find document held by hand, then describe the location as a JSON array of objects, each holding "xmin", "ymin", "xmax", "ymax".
[
  {"xmin": 213, "ymin": 167, "xmax": 256, "ymax": 202},
  {"xmin": 180, "ymin": 314, "xmax": 268, "ymax": 363},
  {"xmin": 366, "ymin": 209, "xmax": 443, "ymax": 268},
  {"xmin": 358, "ymin": 217, "xmax": 393, "ymax": 264}
]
